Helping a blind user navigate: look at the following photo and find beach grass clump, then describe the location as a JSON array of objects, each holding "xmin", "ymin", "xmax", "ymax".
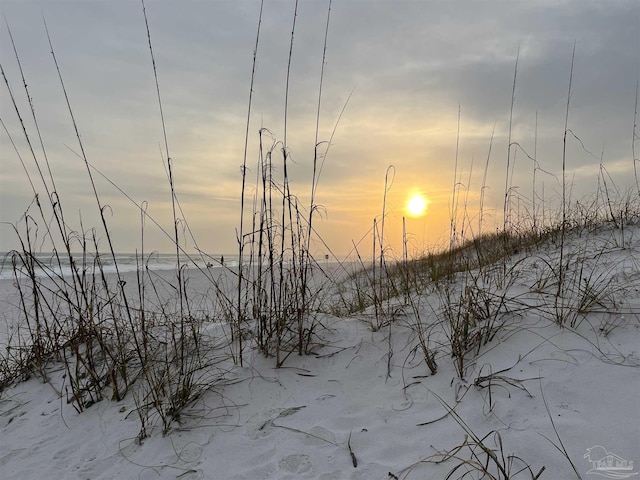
[
  {"xmin": 3, "ymin": 223, "xmax": 233, "ymax": 439},
  {"xmin": 233, "ymin": 128, "xmax": 329, "ymax": 366},
  {"xmin": 229, "ymin": 0, "xmax": 338, "ymax": 367}
]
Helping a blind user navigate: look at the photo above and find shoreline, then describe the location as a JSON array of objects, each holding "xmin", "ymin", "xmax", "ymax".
[{"xmin": 0, "ymin": 258, "xmax": 355, "ymax": 342}]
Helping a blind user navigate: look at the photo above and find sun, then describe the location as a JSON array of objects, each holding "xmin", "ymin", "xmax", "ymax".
[{"xmin": 406, "ymin": 193, "xmax": 428, "ymax": 217}]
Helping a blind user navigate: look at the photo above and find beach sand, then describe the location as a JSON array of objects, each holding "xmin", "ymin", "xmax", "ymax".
[{"xmin": 1, "ymin": 229, "xmax": 639, "ymax": 479}]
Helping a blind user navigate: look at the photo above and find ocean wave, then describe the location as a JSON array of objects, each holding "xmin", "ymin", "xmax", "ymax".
[{"xmin": 0, "ymin": 252, "xmax": 236, "ymax": 280}]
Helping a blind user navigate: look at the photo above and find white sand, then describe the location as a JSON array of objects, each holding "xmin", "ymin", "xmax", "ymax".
[{"xmin": 1, "ymin": 227, "xmax": 639, "ymax": 479}]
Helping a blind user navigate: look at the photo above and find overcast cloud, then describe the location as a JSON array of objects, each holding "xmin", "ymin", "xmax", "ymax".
[{"xmin": 1, "ymin": 0, "xmax": 638, "ymax": 256}]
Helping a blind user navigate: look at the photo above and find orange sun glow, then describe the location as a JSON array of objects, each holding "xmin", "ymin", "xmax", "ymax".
[{"xmin": 406, "ymin": 193, "xmax": 428, "ymax": 217}]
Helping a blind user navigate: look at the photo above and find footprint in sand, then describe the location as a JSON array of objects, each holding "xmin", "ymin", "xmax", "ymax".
[{"xmin": 279, "ymin": 454, "xmax": 312, "ymax": 474}]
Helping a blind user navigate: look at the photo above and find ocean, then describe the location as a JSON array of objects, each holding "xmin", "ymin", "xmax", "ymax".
[{"xmin": 0, "ymin": 251, "xmax": 238, "ymax": 280}]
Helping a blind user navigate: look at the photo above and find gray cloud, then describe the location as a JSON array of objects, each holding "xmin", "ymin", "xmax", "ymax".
[{"xmin": 1, "ymin": 0, "xmax": 637, "ymax": 254}]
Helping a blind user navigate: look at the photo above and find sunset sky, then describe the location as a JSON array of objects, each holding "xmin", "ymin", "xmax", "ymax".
[{"xmin": 1, "ymin": 0, "xmax": 638, "ymax": 258}]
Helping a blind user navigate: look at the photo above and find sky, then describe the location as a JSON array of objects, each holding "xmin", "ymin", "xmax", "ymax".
[{"xmin": 1, "ymin": 0, "xmax": 638, "ymax": 258}]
